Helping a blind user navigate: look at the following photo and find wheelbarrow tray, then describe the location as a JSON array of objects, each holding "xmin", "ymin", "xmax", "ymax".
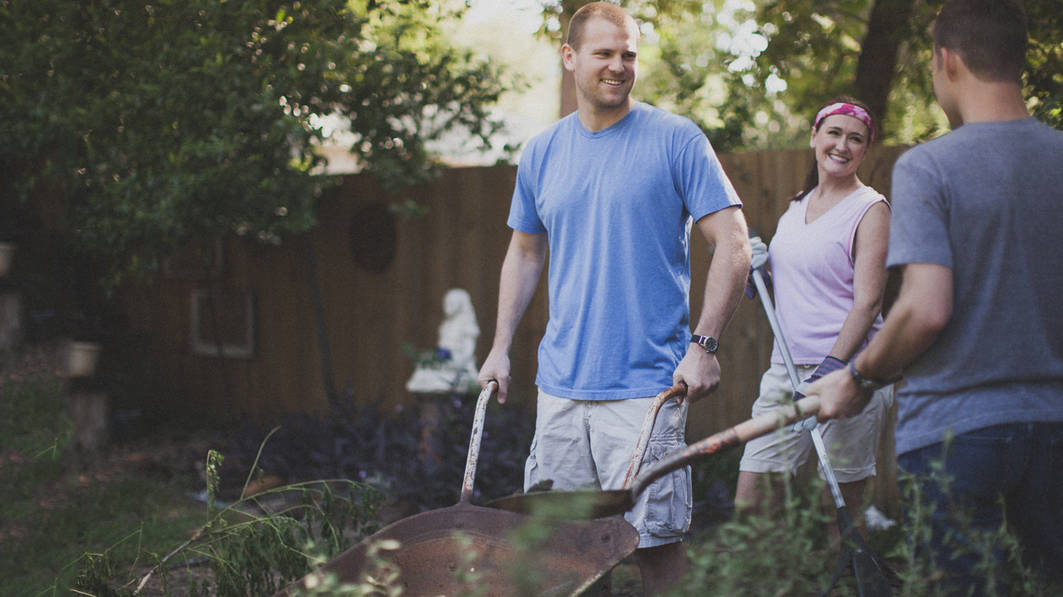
[{"xmin": 272, "ymin": 501, "xmax": 637, "ymax": 596}]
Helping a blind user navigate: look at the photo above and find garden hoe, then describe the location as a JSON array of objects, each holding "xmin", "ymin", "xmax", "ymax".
[{"xmin": 749, "ymin": 235, "xmax": 897, "ymax": 597}]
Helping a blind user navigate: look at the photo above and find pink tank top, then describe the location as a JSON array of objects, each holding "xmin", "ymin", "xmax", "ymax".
[{"xmin": 769, "ymin": 185, "xmax": 888, "ymax": 365}]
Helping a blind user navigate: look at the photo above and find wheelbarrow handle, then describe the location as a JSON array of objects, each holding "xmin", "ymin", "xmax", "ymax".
[
  {"xmin": 623, "ymin": 383, "xmax": 687, "ymax": 487},
  {"xmin": 460, "ymin": 381, "xmax": 498, "ymax": 503},
  {"xmin": 628, "ymin": 395, "xmax": 821, "ymax": 500}
]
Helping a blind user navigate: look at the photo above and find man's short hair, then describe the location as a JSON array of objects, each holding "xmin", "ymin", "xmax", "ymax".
[
  {"xmin": 565, "ymin": 2, "xmax": 638, "ymax": 50},
  {"xmin": 932, "ymin": 0, "xmax": 1027, "ymax": 83}
]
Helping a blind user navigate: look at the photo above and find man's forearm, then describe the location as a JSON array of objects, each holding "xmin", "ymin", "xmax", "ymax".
[
  {"xmin": 853, "ymin": 263, "xmax": 953, "ymax": 381},
  {"xmin": 490, "ymin": 233, "xmax": 547, "ymax": 353},
  {"xmin": 692, "ymin": 211, "xmax": 751, "ymax": 338}
]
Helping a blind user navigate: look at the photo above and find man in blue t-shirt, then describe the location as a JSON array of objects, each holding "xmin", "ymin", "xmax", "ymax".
[
  {"xmin": 810, "ymin": 0, "xmax": 1063, "ymax": 592},
  {"xmin": 476, "ymin": 2, "xmax": 750, "ymax": 594}
]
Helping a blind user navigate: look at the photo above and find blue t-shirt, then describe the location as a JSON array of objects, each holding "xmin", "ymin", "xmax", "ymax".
[
  {"xmin": 508, "ymin": 102, "xmax": 742, "ymax": 399},
  {"xmin": 888, "ymin": 118, "xmax": 1063, "ymax": 455}
]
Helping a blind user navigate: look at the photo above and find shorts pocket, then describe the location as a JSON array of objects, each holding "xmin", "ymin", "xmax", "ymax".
[
  {"xmin": 522, "ymin": 436, "xmax": 540, "ymax": 492},
  {"xmin": 643, "ymin": 435, "xmax": 692, "ymax": 538}
]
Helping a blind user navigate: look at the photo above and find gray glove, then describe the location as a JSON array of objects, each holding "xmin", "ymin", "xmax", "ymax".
[{"xmin": 745, "ymin": 236, "xmax": 771, "ymax": 299}]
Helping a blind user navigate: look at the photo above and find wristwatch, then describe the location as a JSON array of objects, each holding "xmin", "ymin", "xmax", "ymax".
[
  {"xmin": 691, "ymin": 335, "xmax": 719, "ymax": 354},
  {"xmin": 847, "ymin": 360, "xmax": 897, "ymax": 391}
]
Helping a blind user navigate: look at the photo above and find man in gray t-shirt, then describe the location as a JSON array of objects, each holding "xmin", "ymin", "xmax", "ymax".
[
  {"xmin": 886, "ymin": 117, "xmax": 1063, "ymax": 455},
  {"xmin": 810, "ymin": 0, "xmax": 1063, "ymax": 592}
]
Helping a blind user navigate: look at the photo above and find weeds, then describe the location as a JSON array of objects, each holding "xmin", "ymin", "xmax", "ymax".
[
  {"xmin": 67, "ymin": 431, "xmax": 385, "ymax": 597},
  {"xmin": 0, "ymin": 368, "xmax": 203, "ymax": 596},
  {"xmin": 888, "ymin": 453, "xmax": 1059, "ymax": 597},
  {"xmin": 674, "ymin": 480, "xmax": 835, "ymax": 596}
]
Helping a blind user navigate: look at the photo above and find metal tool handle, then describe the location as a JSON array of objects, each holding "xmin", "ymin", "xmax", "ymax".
[
  {"xmin": 460, "ymin": 380, "xmax": 497, "ymax": 503},
  {"xmin": 750, "ymin": 266, "xmax": 848, "ymax": 510}
]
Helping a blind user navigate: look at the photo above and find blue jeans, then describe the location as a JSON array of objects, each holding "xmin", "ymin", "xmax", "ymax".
[{"xmin": 899, "ymin": 422, "xmax": 1063, "ymax": 594}]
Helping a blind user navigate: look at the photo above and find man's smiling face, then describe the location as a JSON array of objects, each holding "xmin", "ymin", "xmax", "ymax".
[{"xmin": 562, "ymin": 15, "xmax": 638, "ymax": 118}]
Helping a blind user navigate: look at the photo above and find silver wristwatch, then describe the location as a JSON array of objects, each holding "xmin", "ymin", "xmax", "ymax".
[
  {"xmin": 847, "ymin": 360, "xmax": 896, "ymax": 391},
  {"xmin": 691, "ymin": 334, "xmax": 719, "ymax": 354}
]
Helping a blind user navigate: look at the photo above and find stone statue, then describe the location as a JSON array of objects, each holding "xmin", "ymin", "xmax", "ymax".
[{"xmin": 405, "ymin": 288, "xmax": 481, "ymax": 394}]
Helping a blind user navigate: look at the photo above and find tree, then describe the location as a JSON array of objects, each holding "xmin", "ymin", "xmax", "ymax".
[
  {"xmin": 0, "ymin": 0, "xmax": 511, "ymax": 288},
  {"xmin": 686, "ymin": 0, "xmax": 1063, "ymax": 146},
  {"xmin": 535, "ymin": 0, "xmax": 1062, "ymax": 150}
]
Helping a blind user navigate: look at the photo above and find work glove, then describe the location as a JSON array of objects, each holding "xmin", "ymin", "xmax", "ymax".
[
  {"xmin": 792, "ymin": 355, "xmax": 846, "ymax": 432},
  {"xmin": 745, "ymin": 235, "xmax": 771, "ymax": 299}
]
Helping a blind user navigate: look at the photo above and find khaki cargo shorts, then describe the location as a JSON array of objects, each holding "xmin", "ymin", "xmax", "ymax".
[
  {"xmin": 739, "ymin": 362, "xmax": 894, "ymax": 482},
  {"xmin": 524, "ymin": 389, "xmax": 692, "ymax": 548}
]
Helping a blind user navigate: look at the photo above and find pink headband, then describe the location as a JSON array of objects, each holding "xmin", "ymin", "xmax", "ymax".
[{"xmin": 813, "ymin": 102, "xmax": 874, "ymax": 142}]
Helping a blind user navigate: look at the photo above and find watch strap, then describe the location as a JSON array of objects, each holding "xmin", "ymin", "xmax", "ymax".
[
  {"xmin": 691, "ymin": 334, "xmax": 718, "ymax": 353},
  {"xmin": 848, "ymin": 359, "xmax": 898, "ymax": 391}
]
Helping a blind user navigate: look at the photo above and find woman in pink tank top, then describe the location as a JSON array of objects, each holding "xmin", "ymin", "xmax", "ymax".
[{"xmin": 735, "ymin": 96, "xmax": 894, "ymax": 550}]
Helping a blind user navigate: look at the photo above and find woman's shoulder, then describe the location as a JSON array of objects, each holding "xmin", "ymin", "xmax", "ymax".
[{"xmin": 852, "ymin": 184, "xmax": 888, "ymax": 206}]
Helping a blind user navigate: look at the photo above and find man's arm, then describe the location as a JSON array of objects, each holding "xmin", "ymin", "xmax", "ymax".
[
  {"xmin": 477, "ymin": 230, "xmax": 547, "ymax": 404},
  {"xmin": 674, "ymin": 206, "xmax": 751, "ymax": 402},
  {"xmin": 810, "ymin": 262, "xmax": 953, "ymax": 419}
]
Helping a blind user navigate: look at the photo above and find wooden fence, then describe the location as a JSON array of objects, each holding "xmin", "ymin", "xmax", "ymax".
[{"xmin": 119, "ymin": 145, "xmax": 909, "ymax": 510}]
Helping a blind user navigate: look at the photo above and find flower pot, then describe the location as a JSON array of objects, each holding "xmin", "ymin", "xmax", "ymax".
[
  {"xmin": 0, "ymin": 242, "xmax": 13, "ymax": 277},
  {"xmin": 65, "ymin": 341, "xmax": 102, "ymax": 378}
]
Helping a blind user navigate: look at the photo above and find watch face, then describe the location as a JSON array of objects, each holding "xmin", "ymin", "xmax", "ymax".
[{"xmin": 694, "ymin": 335, "xmax": 718, "ymax": 352}]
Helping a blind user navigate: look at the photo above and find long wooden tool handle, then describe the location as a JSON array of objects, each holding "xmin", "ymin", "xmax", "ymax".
[{"xmin": 628, "ymin": 395, "xmax": 820, "ymax": 499}]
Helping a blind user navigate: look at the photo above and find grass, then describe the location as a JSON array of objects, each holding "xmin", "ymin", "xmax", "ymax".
[
  {"xmin": 1, "ymin": 349, "xmax": 387, "ymax": 597},
  {"xmin": 0, "ymin": 365, "xmax": 210, "ymax": 596}
]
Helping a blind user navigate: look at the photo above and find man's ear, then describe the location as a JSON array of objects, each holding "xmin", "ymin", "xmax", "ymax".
[
  {"xmin": 940, "ymin": 47, "xmax": 962, "ymax": 81},
  {"xmin": 561, "ymin": 43, "xmax": 576, "ymax": 73}
]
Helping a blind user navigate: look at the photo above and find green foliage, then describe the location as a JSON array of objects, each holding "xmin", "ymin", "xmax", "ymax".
[
  {"xmin": 1025, "ymin": 2, "xmax": 1063, "ymax": 130},
  {"xmin": 173, "ymin": 429, "xmax": 383, "ymax": 596},
  {"xmin": 0, "ymin": 367, "xmax": 204, "ymax": 596},
  {"xmin": 536, "ymin": 1, "xmax": 1063, "ymax": 150},
  {"xmin": 707, "ymin": 0, "xmax": 1063, "ymax": 146},
  {"xmin": 673, "ymin": 481, "xmax": 836, "ymax": 596},
  {"xmin": 0, "ymin": 0, "xmax": 509, "ymax": 289},
  {"xmin": 68, "ymin": 445, "xmax": 385, "ymax": 596},
  {"xmin": 0, "ymin": 366, "xmax": 71, "ymax": 456},
  {"xmin": 889, "ymin": 451, "xmax": 1058, "ymax": 596},
  {"xmin": 0, "ymin": 368, "xmax": 388, "ymax": 597}
]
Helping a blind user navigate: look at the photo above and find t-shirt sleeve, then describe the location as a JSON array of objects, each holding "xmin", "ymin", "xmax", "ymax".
[
  {"xmin": 507, "ymin": 146, "xmax": 547, "ymax": 234},
  {"xmin": 886, "ymin": 148, "xmax": 953, "ymax": 269},
  {"xmin": 674, "ymin": 132, "xmax": 742, "ymax": 222}
]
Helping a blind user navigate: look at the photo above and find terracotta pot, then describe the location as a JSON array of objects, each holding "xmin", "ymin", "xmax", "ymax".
[{"xmin": 66, "ymin": 341, "xmax": 102, "ymax": 378}]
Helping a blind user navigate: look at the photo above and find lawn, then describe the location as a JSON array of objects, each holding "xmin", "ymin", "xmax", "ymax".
[{"xmin": 0, "ymin": 355, "xmax": 212, "ymax": 596}]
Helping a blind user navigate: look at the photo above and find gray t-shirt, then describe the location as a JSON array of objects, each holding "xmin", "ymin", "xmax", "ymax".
[{"xmin": 888, "ymin": 117, "xmax": 1063, "ymax": 455}]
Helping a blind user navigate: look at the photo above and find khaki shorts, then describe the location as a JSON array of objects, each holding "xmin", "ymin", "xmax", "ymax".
[
  {"xmin": 739, "ymin": 362, "xmax": 894, "ymax": 482},
  {"xmin": 524, "ymin": 389, "xmax": 692, "ymax": 548}
]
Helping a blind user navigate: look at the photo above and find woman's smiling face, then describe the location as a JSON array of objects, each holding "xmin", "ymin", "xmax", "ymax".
[{"xmin": 811, "ymin": 114, "xmax": 871, "ymax": 180}]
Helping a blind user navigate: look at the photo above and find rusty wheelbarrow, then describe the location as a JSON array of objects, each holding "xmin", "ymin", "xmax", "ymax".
[{"xmin": 270, "ymin": 381, "xmax": 640, "ymax": 597}]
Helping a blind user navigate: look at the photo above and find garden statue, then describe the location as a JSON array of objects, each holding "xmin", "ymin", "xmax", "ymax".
[{"xmin": 405, "ymin": 288, "xmax": 481, "ymax": 395}]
